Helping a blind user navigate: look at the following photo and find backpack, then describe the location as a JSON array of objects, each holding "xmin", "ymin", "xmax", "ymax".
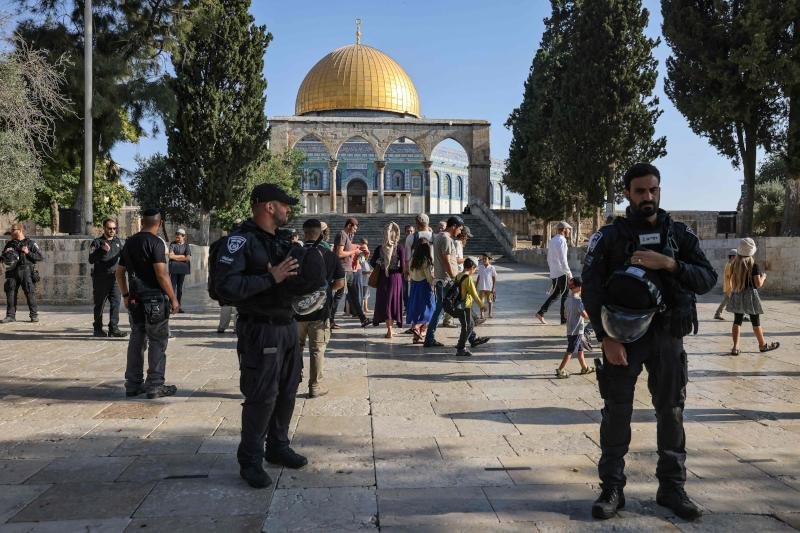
[
  {"xmin": 442, "ymin": 274, "xmax": 469, "ymax": 315},
  {"xmin": 207, "ymin": 235, "xmax": 228, "ymax": 304}
]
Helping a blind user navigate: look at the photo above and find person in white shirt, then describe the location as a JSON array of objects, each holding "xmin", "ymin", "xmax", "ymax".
[
  {"xmin": 476, "ymin": 253, "xmax": 497, "ymax": 319},
  {"xmin": 536, "ymin": 221, "xmax": 572, "ymax": 325}
]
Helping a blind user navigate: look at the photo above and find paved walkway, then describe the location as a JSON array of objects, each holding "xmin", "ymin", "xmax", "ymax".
[{"xmin": 0, "ymin": 263, "xmax": 798, "ymax": 532}]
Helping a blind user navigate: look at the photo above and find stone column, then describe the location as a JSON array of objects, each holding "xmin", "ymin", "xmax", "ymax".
[
  {"xmin": 328, "ymin": 159, "xmax": 338, "ymax": 213},
  {"xmin": 376, "ymin": 160, "xmax": 386, "ymax": 213},
  {"xmin": 423, "ymin": 161, "xmax": 432, "ymax": 214},
  {"xmin": 468, "ymin": 163, "xmax": 491, "ymax": 206}
]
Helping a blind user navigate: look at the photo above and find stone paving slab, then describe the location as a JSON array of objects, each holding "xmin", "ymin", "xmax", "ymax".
[{"xmin": 1, "ymin": 263, "xmax": 799, "ymax": 530}]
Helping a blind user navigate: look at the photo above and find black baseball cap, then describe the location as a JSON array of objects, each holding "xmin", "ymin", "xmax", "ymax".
[
  {"xmin": 303, "ymin": 218, "xmax": 322, "ymax": 229},
  {"xmin": 250, "ymin": 183, "xmax": 299, "ymax": 206},
  {"xmin": 446, "ymin": 215, "xmax": 464, "ymax": 228}
]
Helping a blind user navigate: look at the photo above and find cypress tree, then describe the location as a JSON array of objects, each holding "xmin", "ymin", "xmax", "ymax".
[
  {"xmin": 168, "ymin": 0, "xmax": 271, "ymax": 243},
  {"xmin": 552, "ymin": 0, "xmax": 665, "ymax": 218},
  {"xmin": 662, "ymin": 0, "xmax": 785, "ymax": 236}
]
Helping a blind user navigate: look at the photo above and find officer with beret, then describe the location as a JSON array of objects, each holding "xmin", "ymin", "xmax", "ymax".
[
  {"xmin": 582, "ymin": 163, "xmax": 717, "ymax": 521},
  {"xmin": 2, "ymin": 223, "xmax": 43, "ymax": 323},
  {"xmin": 214, "ymin": 183, "xmax": 307, "ymax": 489},
  {"xmin": 89, "ymin": 218, "xmax": 127, "ymax": 337}
]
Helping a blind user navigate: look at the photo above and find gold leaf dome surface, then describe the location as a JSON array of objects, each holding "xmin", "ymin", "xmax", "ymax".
[{"xmin": 295, "ymin": 44, "xmax": 420, "ymax": 117}]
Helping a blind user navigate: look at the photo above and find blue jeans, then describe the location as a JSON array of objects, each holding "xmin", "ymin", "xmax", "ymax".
[{"xmin": 424, "ymin": 280, "xmax": 446, "ymax": 344}]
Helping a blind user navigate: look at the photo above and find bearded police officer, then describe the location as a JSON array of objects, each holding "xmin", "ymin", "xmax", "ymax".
[
  {"xmin": 214, "ymin": 184, "xmax": 307, "ymax": 489},
  {"xmin": 89, "ymin": 218, "xmax": 127, "ymax": 337},
  {"xmin": 2, "ymin": 223, "xmax": 43, "ymax": 323},
  {"xmin": 582, "ymin": 163, "xmax": 717, "ymax": 521}
]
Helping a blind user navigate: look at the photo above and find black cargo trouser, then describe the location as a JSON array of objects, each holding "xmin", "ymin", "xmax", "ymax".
[
  {"xmin": 236, "ymin": 318, "xmax": 303, "ymax": 467},
  {"xmin": 537, "ymin": 274, "xmax": 568, "ymax": 321},
  {"xmin": 4, "ymin": 269, "xmax": 38, "ymax": 319},
  {"xmin": 124, "ymin": 298, "xmax": 169, "ymax": 392},
  {"xmin": 596, "ymin": 327, "xmax": 688, "ymax": 490},
  {"xmin": 93, "ymin": 273, "xmax": 120, "ymax": 330}
]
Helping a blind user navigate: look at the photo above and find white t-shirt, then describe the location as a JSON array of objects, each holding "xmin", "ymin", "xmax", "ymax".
[
  {"xmin": 455, "ymin": 241, "xmax": 464, "ymax": 272},
  {"xmin": 476, "ymin": 264, "xmax": 496, "ymax": 292},
  {"xmin": 547, "ymin": 234, "xmax": 571, "ymax": 279}
]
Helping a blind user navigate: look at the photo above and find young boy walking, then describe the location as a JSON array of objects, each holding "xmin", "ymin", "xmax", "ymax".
[
  {"xmin": 476, "ymin": 253, "xmax": 497, "ymax": 319},
  {"xmin": 557, "ymin": 277, "xmax": 594, "ymax": 378},
  {"xmin": 454, "ymin": 258, "xmax": 490, "ymax": 357}
]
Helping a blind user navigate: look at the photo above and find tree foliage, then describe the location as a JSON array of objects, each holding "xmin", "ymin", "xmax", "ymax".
[
  {"xmin": 168, "ymin": 0, "xmax": 271, "ymax": 224},
  {"xmin": 130, "ymin": 153, "xmax": 197, "ymax": 229},
  {"xmin": 0, "ymin": 29, "xmax": 70, "ymax": 214},
  {"xmin": 662, "ymin": 0, "xmax": 785, "ymax": 236}
]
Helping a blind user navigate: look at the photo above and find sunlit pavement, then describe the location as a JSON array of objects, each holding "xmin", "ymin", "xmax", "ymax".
[{"xmin": 0, "ymin": 263, "xmax": 798, "ymax": 531}]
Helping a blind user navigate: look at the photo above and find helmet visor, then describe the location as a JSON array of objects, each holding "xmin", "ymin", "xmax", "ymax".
[{"xmin": 601, "ymin": 305, "xmax": 655, "ymax": 344}]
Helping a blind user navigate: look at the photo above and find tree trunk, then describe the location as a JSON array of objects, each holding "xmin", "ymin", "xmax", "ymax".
[
  {"xmin": 574, "ymin": 198, "xmax": 582, "ymax": 246},
  {"xmin": 199, "ymin": 210, "xmax": 211, "ymax": 246},
  {"xmin": 783, "ymin": 82, "xmax": 800, "ymax": 235},
  {"xmin": 593, "ymin": 206, "xmax": 601, "ymax": 232},
  {"xmin": 50, "ymin": 200, "xmax": 59, "ymax": 234},
  {"xmin": 740, "ymin": 127, "xmax": 758, "ymax": 236},
  {"xmin": 604, "ymin": 161, "xmax": 617, "ymax": 220}
]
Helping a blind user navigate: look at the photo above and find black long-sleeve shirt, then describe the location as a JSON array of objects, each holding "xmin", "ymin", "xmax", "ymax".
[
  {"xmin": 581, "ymin": 209, "xmax": 717, "ymax": 341},
  {"xmin": 88, "ymin": 236, "xmax": 123, "ymax": 275}
]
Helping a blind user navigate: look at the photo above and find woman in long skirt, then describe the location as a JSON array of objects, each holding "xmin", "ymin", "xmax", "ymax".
[
  {"xmin": 406, "ymin": 239, "xmax": 436, "ymax": 343},
  {"xmin": 370, "ymin": 222, "xmax": 405, "ymax": 338},
  {"xmin": 727, "ymin": 237, "xmax": 780, "ymax": 355}
]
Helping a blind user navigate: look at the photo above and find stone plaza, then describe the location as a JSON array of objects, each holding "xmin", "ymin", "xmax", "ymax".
[{"xmin": 0, "ymin": 263, "xmax": 798, "ymax": 532}]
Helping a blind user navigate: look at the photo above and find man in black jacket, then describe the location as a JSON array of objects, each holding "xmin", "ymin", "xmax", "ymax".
[
  {"xmin": 89, "ymin": 218, "xmax": 126, "ymax": 337},
  {"xmin": 582, "ymin": 163, "xmax": 717, "ymax": 521},
  {"xmin": 214, "ymin": 184, "xmax": 307, "ymax": 489},
  {"xmin": 2, "ymin": 223, "xmax": 43, "ymax": 323}
]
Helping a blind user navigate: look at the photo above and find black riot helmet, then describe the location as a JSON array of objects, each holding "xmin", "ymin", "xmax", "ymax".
[
  {"xmin": 2, "ymin": 248, "xmax": 20, "ymax": 271},
  {"xmin": 601, "ymin": 266, "xmax": 665, "ymax": 343}
]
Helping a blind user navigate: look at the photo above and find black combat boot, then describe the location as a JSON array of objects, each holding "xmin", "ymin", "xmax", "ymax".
[
  {"xmin": 1, "ymin": 316, "xmax": 16, "ymax": 324},
  {"xmin": 265, "ymin": 447, "xmax": 308, "ymax": 469},
  {"xmin": 240, "ymin": 463, "xmax": 272, "ymax": 489},
  {"xmin": 93, "ymin": 328, "xmax": 107, "ymax": 337},
  {"xmin": 146, "ymin": 384, "xmax": 177, "ymax": 399},
  {"xmin": 656, "ymin": 485, "xmax": 702, "ymax": 521},
  {"xmin": 108, "ymin": 326, "xmax": 127, "ymax": 337},
  {"xmin": 592, "ymin": 486, "xmax": 625, "ymax": 519}
]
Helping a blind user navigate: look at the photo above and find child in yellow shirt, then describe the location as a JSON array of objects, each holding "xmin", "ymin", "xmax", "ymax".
[{"xmin": 453, "ymin": 258, "xmax": 490, "ymax": 356}]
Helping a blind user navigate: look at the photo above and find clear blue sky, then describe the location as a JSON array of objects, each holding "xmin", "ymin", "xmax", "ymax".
[{"xmin": 110, "ymin": 0, "xmax": 745, "ymax": 212}]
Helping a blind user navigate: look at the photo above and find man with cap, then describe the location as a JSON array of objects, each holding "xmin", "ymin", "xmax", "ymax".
[
  {"xmin": 535, "ymin": 221, "xmax": 573, "ymax": 325},
  {"xmin": 296, "ymin": 219, "xmax": 345, "ymax": 398},
  {"xmin": 214, "ymin": 183, "xmax": 307, "ymax": 489},
  {"xmin": 424, "ymin": 215, "xmax": 464, "ymax": 347},
  {"xmin": 581, "ymin": 163, "xmax": 717, "ymax": 521},
  {"xmin": 168, "ymin": 228, "xmax": 191, "ymax": 313},
  {"xmin": 89, "ymin": 218, "xmax": 126, "ymax": 337},
  {"xmin": 2, "ymin": 223, "xmax": 43, "ymax": 323}
]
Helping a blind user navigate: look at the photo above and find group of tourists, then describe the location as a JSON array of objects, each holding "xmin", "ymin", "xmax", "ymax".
[{"xmin": 0, "ymin": 161, "xmax": 786, "ymax": 523}]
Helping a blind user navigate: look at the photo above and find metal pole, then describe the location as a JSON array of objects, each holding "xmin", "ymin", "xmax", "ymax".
[{"xmin": 83, "ymin": 0, "xmax": 93, "ymax": 234}]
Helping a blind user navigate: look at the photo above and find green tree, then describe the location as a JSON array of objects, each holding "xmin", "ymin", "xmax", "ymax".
[
  {"xmin": 753, "ymin": 180, "xmax": 785, "ymax": 235},
  {"xmin": 552, "ymin": 0, "xmax": 665, "ymax": 216},
  {"xmin": 13, "ymin": 0, "xmax": 184, "ymax": 221},
  {"xmin": 504, "ymin": 1, "xmax": 575, "ymax": 229},
  {"xmin": 0, "ymin": 30, "xmax": 70, "ymax": 214},
  {"xmin": 130, "ymin": 153, "xmax": 197, "ymax": 239},
  {"xmin": 168, "ymin": 0, "xmax": 271, "ymax": 243},
  {"xmin": 662, "ymin": 0, "xmax": 785, "ymax": 236},
  {"xmin": 775, "ymin": 2, "xmax": 800, "ymax": 235},
  {"xmin": 213, "ymin": 148, "xmax": 305, "ymax": 231}
]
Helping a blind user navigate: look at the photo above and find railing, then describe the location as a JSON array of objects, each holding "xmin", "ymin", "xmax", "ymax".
[{"xmin": 468, "ymin": 199, "xmax": 516, "ymax": 258}]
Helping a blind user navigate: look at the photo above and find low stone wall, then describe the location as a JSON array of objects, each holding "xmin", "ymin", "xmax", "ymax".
[
  {"xmin": 514, "ymin": 237, "xmax": 800, "ymax": 296},
  {"xmin": 0, "ymin": 237, "xmax": 209, "ymax": 306}
]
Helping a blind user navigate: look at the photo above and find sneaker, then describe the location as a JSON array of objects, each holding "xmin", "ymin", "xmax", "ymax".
[
  {"xmin": 0, "ymin": 316, "xmax": 16, "ymax": 324},
  {"xmin": 556, "ymin": 368, "xmax": 570, "ymax": 379},
  {"xmin": 265, "ymin": 447, "xmax": 307, "ymax": 469},
  {"xmin": 455, "ymin": 349, "xmax": 473, "ymax": 357},
  {"xmin": 535, "ymin": 313, "xmax": 547, "ymax": 325},
  {"xmin": 308, "ymin": 389, "xmax": 328, "ymax": 398},
  {"xmin": 361, "ymin": 319, "xmax": 372, "ymax": 328},
  {"xmin": 93, "ymin": 328, "xmax": 108, "ymax": 337},
  {"xmin": 125, "ymin": 386, "xmax": 147, "ymax": 397},
  {"xmin": 30, "ymin": 316, "xmax": 39, "ymax": 323},
  {"xmin": 470, "ymin": 336, "xmax": 490, "ymax": 348},
  {"xmin": 656, "ymin": 486, "xmax": 702, "ymax": 521},
  {"xmin": 592, "ymin": 486, "xmax": 625, "ymax": 519},
  {"xmin": 146, "ymin": 384, "xmax": 177, "ymax": 399},
  {"xmin": 423, "ymin": 340, "xmax": 444, "ymax": 348},
  {"xmin": 240, "ymin": 463, "xmax": 272, "ymax": 489},
  {"xmin": 713, "ymin": 315, "xmax": 725, "ymax": 320},
  {"xmin": 108, "ymin": 327, "xmax": 127, "ymax": 338}
]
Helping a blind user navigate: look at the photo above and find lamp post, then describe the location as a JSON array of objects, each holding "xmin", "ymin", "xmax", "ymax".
[{"xmin": 83, "ymin": 0, "xmax": 93, "ymax": 234}]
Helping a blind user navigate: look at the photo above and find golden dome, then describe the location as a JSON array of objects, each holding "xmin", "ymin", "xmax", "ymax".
[{"xmin": 295, "ymin": 44, "xmax": 420, "ymax": 117}]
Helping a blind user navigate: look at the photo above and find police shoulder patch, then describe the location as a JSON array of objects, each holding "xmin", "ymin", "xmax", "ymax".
[
  {"xmin": 587, "ymin": 232, "xmax": 603, "ymax": 253},
  {"xmin": 227, "ymin": 235, "xmax": 247, "ymax": 254}
]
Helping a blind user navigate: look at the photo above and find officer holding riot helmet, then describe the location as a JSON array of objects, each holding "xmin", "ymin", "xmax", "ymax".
[
  {"xmin": 582, "ymin": 163, "xmax": 717, "ymax": 521},
  {"xmin": 214, "ymin": 183, "xmax": 308, "ymax": 489},
  {"xmin": 2, "ymin": 223, "xmax": 43, "ymax": 323}
]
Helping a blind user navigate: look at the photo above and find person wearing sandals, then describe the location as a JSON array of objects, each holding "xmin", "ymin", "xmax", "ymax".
[
  {"xmin": 556, "ymin": 277, "xmax": 594, "ymax": 378},
  {"xmin": 727, "ymin": 238, "xmax": 779, "ymax": 355},
  {"xmin": 406, "ymin": 239, "xmax": 436, "ymax": 343},
  {"xmin": 370, "ymin": 222, "xmax": 406, "ymax": 338}
]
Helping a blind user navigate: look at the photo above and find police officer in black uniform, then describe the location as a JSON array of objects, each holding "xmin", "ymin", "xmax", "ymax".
[
  {"xmin": 89, "ymin": 218, "xmax": 127, "ymax": 337},
  {"xmin": 582, "ymin": 163, "xmax": 717, "ymax": 521},
  {"xmin": 2, "ymin": 223, "xmax": 43, "ymax": 323},
  {"xmin": 214, "ymin": 183, "xmax": 308, "ymax": 489}
]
